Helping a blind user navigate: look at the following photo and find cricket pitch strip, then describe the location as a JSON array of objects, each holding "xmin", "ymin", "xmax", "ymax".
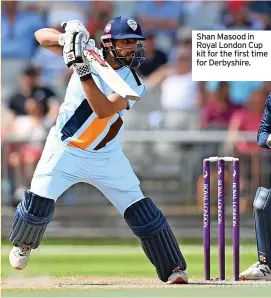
[{"xmin": 2, "ymin": 276, "xmax": 271, "ymax": 289}]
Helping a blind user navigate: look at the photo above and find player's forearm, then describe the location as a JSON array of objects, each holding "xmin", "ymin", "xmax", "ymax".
[
  {"xmin": 34, "ymin": 28, "xmax": 61, "ymax": 47},
  {"xmin": 35, "ymin": 28, "xmax": 63, "ymax": 55},
  {"xmin": 81, "ymin": 79, "xmax": 115, "ymax": 119}
]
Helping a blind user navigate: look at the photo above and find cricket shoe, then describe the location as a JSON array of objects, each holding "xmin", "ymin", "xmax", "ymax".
[
  {"xmin": 9, "ymin": 245, "xmax": 31, "ymax": 270},
  {"xmin": 239, "ymin": 262, "xmax": 271, "ymax": 281},
  {"xmin": 168, "ymin": 267, "xmax": 188, "ymax": 284}
]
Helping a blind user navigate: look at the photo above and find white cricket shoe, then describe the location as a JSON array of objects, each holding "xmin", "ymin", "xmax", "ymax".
[
  {"xmin": 240, "ymin": 262, "xmax": 271, "ymax": 281},
  {"xmin": 168, "ymin": 267, "xmax": 188, "ymax": 284},
  {"xmin": 9, "ymin": 245, "xmax": 31, "ymax": 270}
]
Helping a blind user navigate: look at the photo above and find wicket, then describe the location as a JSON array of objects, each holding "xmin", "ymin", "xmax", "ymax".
[{"xmin": 203, "ymin": 156, "xmax": 240, "ymax": 281}]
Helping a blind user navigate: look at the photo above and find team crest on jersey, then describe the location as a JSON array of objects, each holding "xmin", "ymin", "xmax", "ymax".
[{"xmin": 127, "ymin": 19, "xmax": 137, "ymax": 31}]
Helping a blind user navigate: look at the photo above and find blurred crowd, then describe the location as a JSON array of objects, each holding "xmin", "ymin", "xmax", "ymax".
[{"xmin": 2, "ymin": 0, "xmax": 271, "ymax": 206}]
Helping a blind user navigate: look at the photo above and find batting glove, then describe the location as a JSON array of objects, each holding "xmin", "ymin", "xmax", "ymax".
[
  {"xmin": 59, "ymin": 20, "xmax": 90, "ymax": 46},
  {"xmin": 61, "ymin": 31, "xmax": 90, "ymax": 68},
  {"xmin": 72, "ymin": 39, "xmax": 96, "ymax": 81}
]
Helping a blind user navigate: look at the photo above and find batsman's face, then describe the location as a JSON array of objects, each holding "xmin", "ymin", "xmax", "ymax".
[{"xmin": 114, "ymin": 39, "xmax": 138, "ymax": 61}]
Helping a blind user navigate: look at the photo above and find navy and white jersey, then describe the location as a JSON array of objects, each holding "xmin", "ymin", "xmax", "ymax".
[
  {"xmin": 48, "ymin": 65, "xmax": 146, "ymax": 157},
  {"xmin": 258, "ymin": 93, "xmax": 271, "ymax": 149}
]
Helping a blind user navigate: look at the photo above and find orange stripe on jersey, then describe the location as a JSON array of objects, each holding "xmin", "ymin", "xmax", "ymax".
[
  {"xmin": 68, "ymin": 114, "xmax": 116, "ymax": 150},
  {"xmin": 94, "ymin": 116, "xmax": 123, "ymax": 150}
]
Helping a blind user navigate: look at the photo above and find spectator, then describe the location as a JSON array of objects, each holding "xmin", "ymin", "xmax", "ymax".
[
  {"xmin": 2, "ymin": 0, "xmax": 45, "ymax": 59},
  {"xmin": 137, "ymin": 32, "xmax": 168, "ymax": 78},
  {"xmin": 248, "ymin": 1, "xmax": 271, "ymax": 30},
  {"xmin": 160, "ymin": 48, "xmax": 198, "ymax": 112},
  {"xmin": 248, "ymin": 0, "xmax": 271, "ymax": 14},
  {"xmin": 134, "ymin": 0, "xmax": 183, "ymax": 52},
  {"xmin": 205, "ymin": 81, "xmax": 265, "ymax": 107},
  {"xmin": 6, "ymin": 66, "xmax": 60, "ymax": 131},
  {"xmin": 168, "ymin": 26, "xmax": 192, "ymax": 63},
  {"xmin": 201, "ymin": 82, "xmax": 240, "ymax": 130},
  {"xmin": 114, "ymin": 1, "xmax": 137, "ymax": 18},
  {"xmin": 226, "ymin": 89, "xmax": 267, "ymax": 156},
  {"xmin": 182, "ymin": 1, "xmax": 224, "ymax": 30},
  {"xmin": 146, "ymin": 47, "xmax": 200, "ymax": 130},
  {"xmin": 6, "ymin": 96, "xmax": 48, "ymax": 206},
  {"xmin": 44, "ymin": 1, "xmax": 91, "ymax": 26},
  {"xmin": 146, "ymin": 47, "xmax": 197, "ymax": 102},
  {"xmin": 5, "ymin": 66, "xmax": 60, "ymax": 206},
  {"xmin": 220, "ymin": 1, "xmax": 263, "ymax": 30},
  {"xmin": 18, "ymin": 1, "xmax": 43, "ymax": 12},
  {"xmin": 2, "ymin": 102, "xmax": 9, "ymax": 138},
  {"xmin": 86, "ymin": 1, "xmax": 114, "ymax": 43}
]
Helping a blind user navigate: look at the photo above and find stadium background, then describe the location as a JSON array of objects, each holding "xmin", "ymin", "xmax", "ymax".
[{"xmin": 1, "ymin": 0, "xmax": 271, "ymax": 288}]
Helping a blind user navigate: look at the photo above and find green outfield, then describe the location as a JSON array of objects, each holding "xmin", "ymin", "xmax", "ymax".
[{"xmin": 2, "ymin": 241, "xmax": 271, "ymax": 297}]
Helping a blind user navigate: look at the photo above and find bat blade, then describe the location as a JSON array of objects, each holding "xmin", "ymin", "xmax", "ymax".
[{"xmin": 85, "ymin": 50, "xmax": 140, "ymax": 101}]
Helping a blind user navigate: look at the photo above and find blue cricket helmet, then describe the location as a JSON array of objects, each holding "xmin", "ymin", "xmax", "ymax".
[
  {"xmin": 101, "ymin": 16, "xmax": 146, "ymax": 69},
  {"xmin": 103, "ymin": 16, "xmax": 146, "ymax": 40}
]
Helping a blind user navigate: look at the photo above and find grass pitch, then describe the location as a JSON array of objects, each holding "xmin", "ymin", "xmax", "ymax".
[{"xmin": 2, "ymin": 242, "xmax": 271, "ymax": 297}]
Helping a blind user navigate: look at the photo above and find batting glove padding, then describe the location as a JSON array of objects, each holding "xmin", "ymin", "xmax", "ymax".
[
  {"xmin": 62, "ymin": 32, "xmax": 89, "ymax": 68},
  {"xmin": 61, "ymin": 20, "xmax": 90, "ymax": 38},
  {"xmin": 72, "ymin": 39, "xmax": 96, "ymax": 81}
]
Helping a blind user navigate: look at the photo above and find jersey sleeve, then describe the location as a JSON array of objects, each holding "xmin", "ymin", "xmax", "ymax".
[{"xmin": 125, "ymin": 71, "xmax": 146, "ymax": 110}]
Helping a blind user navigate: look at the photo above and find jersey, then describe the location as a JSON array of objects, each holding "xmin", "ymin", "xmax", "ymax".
[
  {"xmin": 258, "ymin": 93, "xmax": 271, "ymax": 149},
  {"xmin": 48, "ymin": 65, "xmax": 146, "ymax": 157}
]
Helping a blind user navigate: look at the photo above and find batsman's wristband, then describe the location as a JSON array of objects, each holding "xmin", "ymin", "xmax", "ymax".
[
  {"xmin": 73, "ymin": 63, "xmax": 92, "ymax": 81},
  {"xmin": 80, "ymin": 73, "xmax": 93, "ymax": 81}
]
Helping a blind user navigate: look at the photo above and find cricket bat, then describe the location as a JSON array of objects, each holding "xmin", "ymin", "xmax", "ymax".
[
  {"xmin": 60, "ymin": 21, "xmax": 140, "ymax": 101},
  {"xmin": 84, "ymin": 49, "xmax": 140, "ymax": 101}
]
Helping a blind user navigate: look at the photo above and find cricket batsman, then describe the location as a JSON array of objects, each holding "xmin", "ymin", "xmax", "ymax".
[
  {"xmin": 8, "ymin": 17, "xmax": 188, "ymax": 284},
  {"xmin": 239, "ymin": 93, "xmax": 271, "ymax": 280}
]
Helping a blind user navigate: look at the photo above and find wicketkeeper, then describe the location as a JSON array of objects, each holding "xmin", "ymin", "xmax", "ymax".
[{"xmin": 240, "ymin": 93, "xmax": 271, "ymax": 280}]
